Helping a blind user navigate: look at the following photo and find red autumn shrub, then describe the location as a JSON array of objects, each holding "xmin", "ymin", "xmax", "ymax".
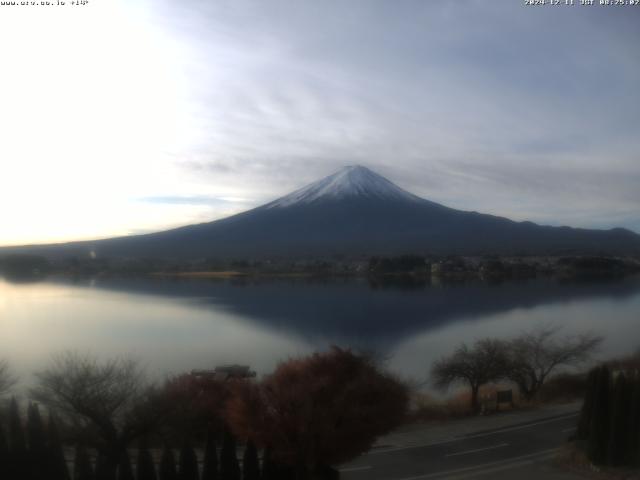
[
  {"xmin": 160, "ymin": 373, "xmax": 232, "ymax": 437},
  {"xmin": 227, "ymin": 347, "xmax": 408, "ymax": 472}
]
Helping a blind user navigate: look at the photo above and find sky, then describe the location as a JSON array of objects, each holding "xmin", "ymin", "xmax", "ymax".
[{"xmin": 1, "ymin": 0, "xmax": 639, "ymax": 246}]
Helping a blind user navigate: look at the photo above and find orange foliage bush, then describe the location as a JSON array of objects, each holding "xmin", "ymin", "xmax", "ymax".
[
  {"xmin": 160, "ymin": 373, "xmax": 232, "ymax": 437},
  {"xmin": 226, "ymin": 347, "xmax": 408, "ymax": 471}
]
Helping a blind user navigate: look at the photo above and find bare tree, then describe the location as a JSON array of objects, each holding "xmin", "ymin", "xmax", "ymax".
[
  {"xmin": 431, "ymin": 338, "xmax": 510, "ymax": 412},
  {"xmin": 0, "ymin": 359, "xmax": 16, "ymax": 396},
  {"xmin": 506, "ymin": 327, "xmax": 603, "ymax": 401},
  {"xmin": 31, "ymin": 352, "xmax": 166, "ymax": 480}
]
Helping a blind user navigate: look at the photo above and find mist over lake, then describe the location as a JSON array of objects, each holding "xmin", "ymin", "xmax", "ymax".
[{"xmin": 2, "ymin": 274, "xmax": 639, "ymax": 389}]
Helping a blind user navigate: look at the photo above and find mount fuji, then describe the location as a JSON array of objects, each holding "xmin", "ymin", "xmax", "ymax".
[{"xmin": 5, "ymin": 165, "xmax": 640, "ymax": 259}]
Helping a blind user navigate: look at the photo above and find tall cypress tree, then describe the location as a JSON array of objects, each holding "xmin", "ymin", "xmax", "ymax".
[
  {"xmin": 137, "ymin": 438, "xmax": 158, "ymax": 480},
  {"xmin": 588, "ymin": 366, "xmax": 611, "ymax": 465},
  {"xmin": 577, "ymin": 368, "xmax": 598, "ymax": 440},
  {"xmin": 178, "ymin": 440, "xmax": 199, "ymax": 480},
  {"xmin": 73, "ymin": 445, "xmax": 95, "ymax": 480},
  {"xmin": 48, "ymin": 413, "xmax": 71, "ymax": 480},
  {"xmin": 0, "ymin": 422, "xmax": 7, "ymax": 457},
  {"xmin": 275, "ymin": 463, "xmax": 295, "ymax": 480},
  {"xmin": 0, "ymin": 423, "xmax": 9, "ymax": 480},
  {"xmin": 628, "ymin": 375, "xmax": 640, "ymax": 467},
  {"xmin": 117, "ymin": 451, "xmax": 135, "ymax": 480},
  {"xmin": 8, "ymin": 398, "xmax": 28, "ymax": 480},
  {"xmin": 159, "ymin": 445, "xmax": 178, "ymax": 480},
  {"xmin": 220, "ymin": 429, "xmax": 240, "ymax": 480},
  {"xmin": 27, "ymin": 403, "xmax": 47, "ymax": 455},
  {"xmin": 607, "ymin": 373, "xmax": 630, "ymax": 466},
  {"xmin": 201, "ymin": 430, "xmax": 218, "ymax": 480},
  {"xmin": 242, "ymin": 441, "xmax": 260, "ymax": 480},
  {"xmin": 260, "ymin": 448, "xmax": 293, "ymax": 480},
  {"xmin": 9, "ymin": 397, "xmax": 26, "ymax": 454},
  {"xmin": 95, "ymin": 453, "xmax": 111, "ymax": 480},
  {"xmin": 28, "ymin": 403, "xmax": 48, "ymax": 480},
  {"xmin": 260, "ymin": 448, "xmax": 277, "ymax": 480}
]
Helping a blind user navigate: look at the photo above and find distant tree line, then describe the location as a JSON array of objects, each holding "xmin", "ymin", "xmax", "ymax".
[
  {"xmin": 0, "ymin": 255, "xmax": 51, "ymax": 278},
  {"xmin": 2, "ymin": 253, "xmax": 638, "ymax": 282},
  {"xmin": 0, "ymin": 348, "xmax": 409, "ymax": 480},
  {"xmin": 368, "ymin": 255, "xmax": 429, "ymax": 274}
]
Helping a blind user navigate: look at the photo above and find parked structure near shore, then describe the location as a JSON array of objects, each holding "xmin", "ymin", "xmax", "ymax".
[{"xmin": 191, "ymin": 365, "xmax": 257, "ymax": 381}]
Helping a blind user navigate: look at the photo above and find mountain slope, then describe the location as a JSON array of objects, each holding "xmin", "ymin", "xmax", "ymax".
[{"xmin": 3, "ymin": 165, "xmax": 640, "ymax": 259}]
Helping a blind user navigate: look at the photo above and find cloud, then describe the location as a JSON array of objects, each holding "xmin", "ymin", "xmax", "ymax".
[
  {"xmin": 137, "ymin": 195, "xmax": 240, "ymax": 206},
  {"xmin": 1, "ymin": 0, "xmax": 639, "ymax": 244},
  {"xmin": 160, "ymin": 1, "xmax": 640, "ymax": 232}
]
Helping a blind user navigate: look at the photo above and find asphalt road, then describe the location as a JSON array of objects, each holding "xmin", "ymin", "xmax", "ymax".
[{"xmin": 340, "ymin": 412, "xmax": 581, "ymax": 480}]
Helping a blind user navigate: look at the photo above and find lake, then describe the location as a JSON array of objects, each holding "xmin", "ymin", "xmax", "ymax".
[{"xmin": 1, "ymin": 274, "xmax": 639, "ymax": 390}]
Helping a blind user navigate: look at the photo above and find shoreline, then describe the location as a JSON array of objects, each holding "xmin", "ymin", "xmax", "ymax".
[{"xmin": 149, "ymin": 270, "xmax": 319, "ymax": 279}]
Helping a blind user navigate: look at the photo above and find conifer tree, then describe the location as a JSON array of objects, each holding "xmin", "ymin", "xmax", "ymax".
[
  {"xmin": 201, "ymin": 430, "xmax": 219, "ymax": 480},
  {"xmin": 628, "ymin": 375, "xmax": 640, "ymax": 466},
  {"xmin": 137, "ymin": 438, "xmax": 158, "ymax": 480},
  {"xmin": 588, "ymin": 366, "xmax": 611, "ymax": 465},
  {"xmin": 8, "ymin": 398, "xmax": 28, "ymax": 479},
  {"xmin": 178, "ymin": 440, "xmax": 199, "ymax": 480},
  {"xmin": 27, "ymin": 403, "xmax": 47, "ymax": 455},
  {"xmin": 159, "ymin": 445, "xmax": 178, "ymax": 480},
  {"xmin": 260, "ymin": 448, "xmax": 293, "ymax": 480},
  {"xmin": 275, "ymin": 463, "xmax": 295, "ymax": 480},
  {"xmin": 607, "ymin": 373, "xmax": 630, "ymax": 466},
  {"xmin": 117, "ymin": 451, "xmax": 135, "ymax": 480},
  {"xmin": 260, "ymin": 448, "xmax": 277, "ymax": 480},
  {"xmin": 28, "ymin": 403, "xmax": 48, "ymax": 479},
  {"xmin": 9, "ymin": 397, "xmax": 26, "ymax": 454},
  {"xmin": 73, "ymin": 445, "xmax": 95, "ymax": 480},
  {"xmin": 95, "ymin": 453, "xmax": 111, "ymax": 480},
  {"xmin": 0, "ymin": 422, "xmax": 7, "ymax": 457},
  {"xmin": 242, "ymin": 440, "xmax": 260, "ymax": 480},
  {"xmin": 577, "ymin": 368, "xmax": 598, "ymax": 440},
  {"xmin": 0, "ymin": 423, "xmax": 10, "ymax": 480},
  {"xmin": 220, "ymin": 428, "xmax": 240, "ymax": 480},
  {"xmin": 48, "ymin": 413, "xmax": 71, "ymax": 480}
]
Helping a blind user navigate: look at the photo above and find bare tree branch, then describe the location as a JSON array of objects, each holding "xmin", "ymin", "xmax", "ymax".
[
  {"xmin": 0, "ymin": 359, "xmax": 17, "ymax": 396},
  {"xmin": 506, "ymin": 327, "xmax": 603, "ymax": 401},
  {"xmin": 431, "ymin": 338, "xmax": 510, "ymax": 411},
  {"xmin": 31, "ymin": 352, "xmax": 146, "ymax": 426},
  {"xmin": 30, "ymin": 351, "xmax": 160, "ymax": 479}
]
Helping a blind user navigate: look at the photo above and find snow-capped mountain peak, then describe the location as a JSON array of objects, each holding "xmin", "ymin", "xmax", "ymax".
[{"xmin": 266, "ymin": 165, "xmax": 421, "ymax": 208}]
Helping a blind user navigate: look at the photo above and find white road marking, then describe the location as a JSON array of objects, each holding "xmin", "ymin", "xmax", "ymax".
[
  {"xmin": 461, "ymin": 413, "xmax": 579, "ymax": 440},
  {"xmin": 391, "ymin": 448, "xmax": 558, "ymax": 480},
  {"xmin": 367, "ymin": 412, "xmax": 578, "ymax": 455},
  {"xmin": 339, "ymin": 465, "xmax": 372, "ymax": 473},
  {"xmin": 444, "ymin": 442, "xmax": 509, "ymax": 458}
]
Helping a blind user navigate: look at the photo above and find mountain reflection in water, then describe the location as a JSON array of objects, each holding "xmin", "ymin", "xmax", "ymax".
[{"xmin": 1, "ymin": 275, "xmax": 639, "ymax": 385}]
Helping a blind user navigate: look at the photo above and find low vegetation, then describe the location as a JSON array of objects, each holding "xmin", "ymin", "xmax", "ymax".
[
  {"xmin": 227, "ymin": 347, "xmax": 408, "ymax": 478},
  {"xmin": 430, "ymin": 327, "xmax": 602, "ymax": 411},
  {"xmin": 0, "ymin": 348, "xmax": 408, "ymax": 480},
  {"xmin": 0, "ymin": 332, "xmax": 629, "ymax": 478}
]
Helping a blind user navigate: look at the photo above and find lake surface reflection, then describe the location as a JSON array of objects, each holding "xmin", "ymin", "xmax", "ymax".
[{"xmin": 1, "ymin": 275, "xmax": 639, "ymax": 388}]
